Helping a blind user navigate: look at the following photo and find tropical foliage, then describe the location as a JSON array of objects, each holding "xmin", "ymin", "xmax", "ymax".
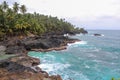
[{"xmin": 0, "ymin": 1, "xmax": 86, "ymax": 39}]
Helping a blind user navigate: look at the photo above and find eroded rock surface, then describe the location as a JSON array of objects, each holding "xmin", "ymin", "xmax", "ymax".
[
  {"xmin": 0, "ymin": 55, "xmax": 62, "ymax": 80},
  {"xmin": 0, "ymin": 35, "xmax": 80, "ymax": 80}
]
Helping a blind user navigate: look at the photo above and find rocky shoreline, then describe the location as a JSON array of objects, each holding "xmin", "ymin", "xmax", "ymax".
[
  {"xmin": 0, "ymin": 35, "xmax": 80, "ymax": 80},
  {"xmin": 0, "ymin": 55, "xmax": 62, "ymax": 80}
]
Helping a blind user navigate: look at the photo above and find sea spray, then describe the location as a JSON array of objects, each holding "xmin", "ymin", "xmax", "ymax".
[{"xmin": 67, "ymin": 41, "xmax": 87, "ymax": 48}]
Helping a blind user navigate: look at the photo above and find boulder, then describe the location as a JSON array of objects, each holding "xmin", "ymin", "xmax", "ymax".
[
  {"xmin": 23, "ymin": 35, "xmax": 67, "ymax": 50},
  {"xmin": 0, "ymin": 61, "xmax": 35, "ymax": 73},
  {"xmin": 9, "ymin": 55, "xmax": 40, "ymax": 67},
  {"xmin": 24, "ymin": 39, "xmax": 50, "ymax": 50},
  {"xmin": 94, "ymin": 33, "xmax": 102, "ymax": 36},
  {"xmin": 6, "ymin": 46, "xmax": 27, "ymax": 54}
]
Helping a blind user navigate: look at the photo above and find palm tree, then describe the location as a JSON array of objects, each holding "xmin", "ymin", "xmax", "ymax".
[
  {"xmin": 0, "ymin": 5, "xmax": 4, "ymax": 28},
  {"xmin": 15, "ymin": 18, "xmax": 30, "ymax": 36},
  {"xmin": 20, "ymin": 5, "xmax": 27, "ymax": 14},
  {"xmin": 2, "ymin": 1, "xmax": 8, "ymax": 12},
  {"xmin": 6, "ymin": 8, "xmax": 15, "ymax": 35},
  {"xmin": 0, "ymin": 1, "xmax": 9, "ymax": 35},
  {"xmin": 0, "ymin": 5, "xmax": 2, "ymax": 10},
  {"xmin": 13, "ymin": 2, "xmax": 19, "ymax": 13}
]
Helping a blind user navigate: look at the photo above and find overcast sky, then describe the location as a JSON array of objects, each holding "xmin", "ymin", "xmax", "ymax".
[{"xmin": 1, "ymin": 0, "xmax": 120, "ymax": 30}]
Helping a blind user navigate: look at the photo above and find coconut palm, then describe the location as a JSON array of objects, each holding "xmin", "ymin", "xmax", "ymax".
[
  {"xmin": 20, "ymin": 5, "xmax": 27, "ymax": 14},
  {"xmin": 0, "ymin": 5, "xmax": 4, "ymax": 29},
  {"xmin": 13, "ymin": 2, "xmax": 19, "ymax": 13},
  {"xmin": 2, "ymin": 1, "xmax": 8, "ymax": 12}
]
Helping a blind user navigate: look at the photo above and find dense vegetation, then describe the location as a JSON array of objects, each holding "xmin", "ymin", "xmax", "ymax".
[{"xmin": 0, "ymin": 1, "xmax": 87, "ymax": 40}]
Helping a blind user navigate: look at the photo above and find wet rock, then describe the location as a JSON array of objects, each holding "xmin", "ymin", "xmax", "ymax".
[
  {"xmin": 0, "ymin": 35, "xmax": 79, "ymax": 54},
  {"xmin": 94, "ymin": 34, "xmax": 102, "ymax": 36},
  {"xmin": 24, "ymin": 36, "xmax": 63, "ymax": 50},
  {"xmin": 49, "ymin": 75, "xmax": 62, "ymax": 80},
  {"xmin": 23, "ymin": 35, "xmax": 79, "ymax": 52},
  {"xmin": 24, "ymin": 39, "xmax": 50, "ymax": 50},
  {"xmin": 0, "ymin": 61, "xmax": 35, "ymax": 73}
]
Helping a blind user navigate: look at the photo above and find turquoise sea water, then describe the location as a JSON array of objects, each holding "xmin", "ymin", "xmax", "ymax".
[{"xmin": 28, "ymin": 30, "xmax": 120, "ymax": 80}]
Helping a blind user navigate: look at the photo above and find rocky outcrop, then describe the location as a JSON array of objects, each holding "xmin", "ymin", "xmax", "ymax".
[
  {"xmin": 0, "ymin": 35, "xmax": 80, "ymax": 80},
  {"xmin": 9, "ymin": 55, "xmax": 40, "ymax": 67},
  {"xmin": 0, "ymin": 55, "xmax": 62, "ymax": 80},
  {"xmin": 0, "ymin": 39, "xmax": 27, "ymax": 55},
  {"xmin": 6, "ymin": 45, "xmax": 27, "ymax": 54},
  {"xmin": 23, "ymin": 35, "xmax": 80, "ymax": 51},
  {"xmin": 94, "ymin": 34, "xmax": 102, "ymax": 36},
  {"xmin": 0, "ymin": 35, "xmax": 79, "ymax": 54},
  {"xmin": 23, "ymin": 36, "xmax": 62, "ymax": 50}
]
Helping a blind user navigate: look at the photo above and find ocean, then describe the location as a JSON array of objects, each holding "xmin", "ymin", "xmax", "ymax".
[{"xmin": 28, "ymin": 30, "xmax": 120, "ymax": 80}]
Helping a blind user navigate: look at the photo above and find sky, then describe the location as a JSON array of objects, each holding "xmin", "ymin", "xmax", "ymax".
[{"xmin": 0, "ymin": 0, "xmax": 120, "ymax": 30}]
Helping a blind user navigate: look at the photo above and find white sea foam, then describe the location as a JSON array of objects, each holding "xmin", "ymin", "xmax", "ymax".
[
  {"xmin": 38, "ymin": 63, "xmax": 71, "ymax": 75},
  {"xmin": 85, "ymin": 65, "xmax": 90, "ymax": 68},
  {"xmin": 92, "ymin": 59, "xmax": 103, "ymax": 63},
  {"xmin": 88, "ymin": 54, "xmax": 96, "ymax": 58},
  {"xmin": 62, "ymin": 71, "xmax": 90, "ymax": 80},
  {"xmin": 67, "ymin": 41, "xmax": 87, "ymax": 46},
  {"xmin": 93, "ymin": 48, "xmax": 100, "ymax": 52},
  {"xmin": 71, "ymin": 72, "xmax": 90, "ymax": 80},
  {"xmin": 101, "ymin": 34, "xmax": 104, "ymax": 36},
  {"xmin": 39, "ymin": 62, "xmax": 90, "ymax": 80}
]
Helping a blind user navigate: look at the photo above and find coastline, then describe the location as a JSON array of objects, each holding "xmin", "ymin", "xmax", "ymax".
[
  {"xmin": 0, "ymin": 35, "xmax": 80, "ymax": 80},
  {"xmin": 31, "ymin": 39, "xmax": 80, "ymax": 52},
  {"xmin": 0, "ymin": 1, "xmax": 88, "ymax": 79},
  {"xmin": 0, "ymin": 55, "xmax": 62, "ymax": 80},
  {"xmin": 31, "ymin": 46, "xmax": 67, "ymax": 52}
]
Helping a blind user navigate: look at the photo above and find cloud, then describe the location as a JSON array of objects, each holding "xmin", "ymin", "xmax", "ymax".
[
  {"xmin": 1, "ymin": 0, "xmax": 120, "ymax": 29},
  {"xmin": 2, "ymin": 0, "xmax": 120, "ymax": 19},
  {"xmin": 0, "ymin": 0, "xmax": 17, "ymax": 6},
  {"xmin": 18, "ymin": 0, "xmax": 120, "ymax": 19},
  {"xmin": 68, "ymin": 16, "xmax": 120, "ymax": 30}
]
